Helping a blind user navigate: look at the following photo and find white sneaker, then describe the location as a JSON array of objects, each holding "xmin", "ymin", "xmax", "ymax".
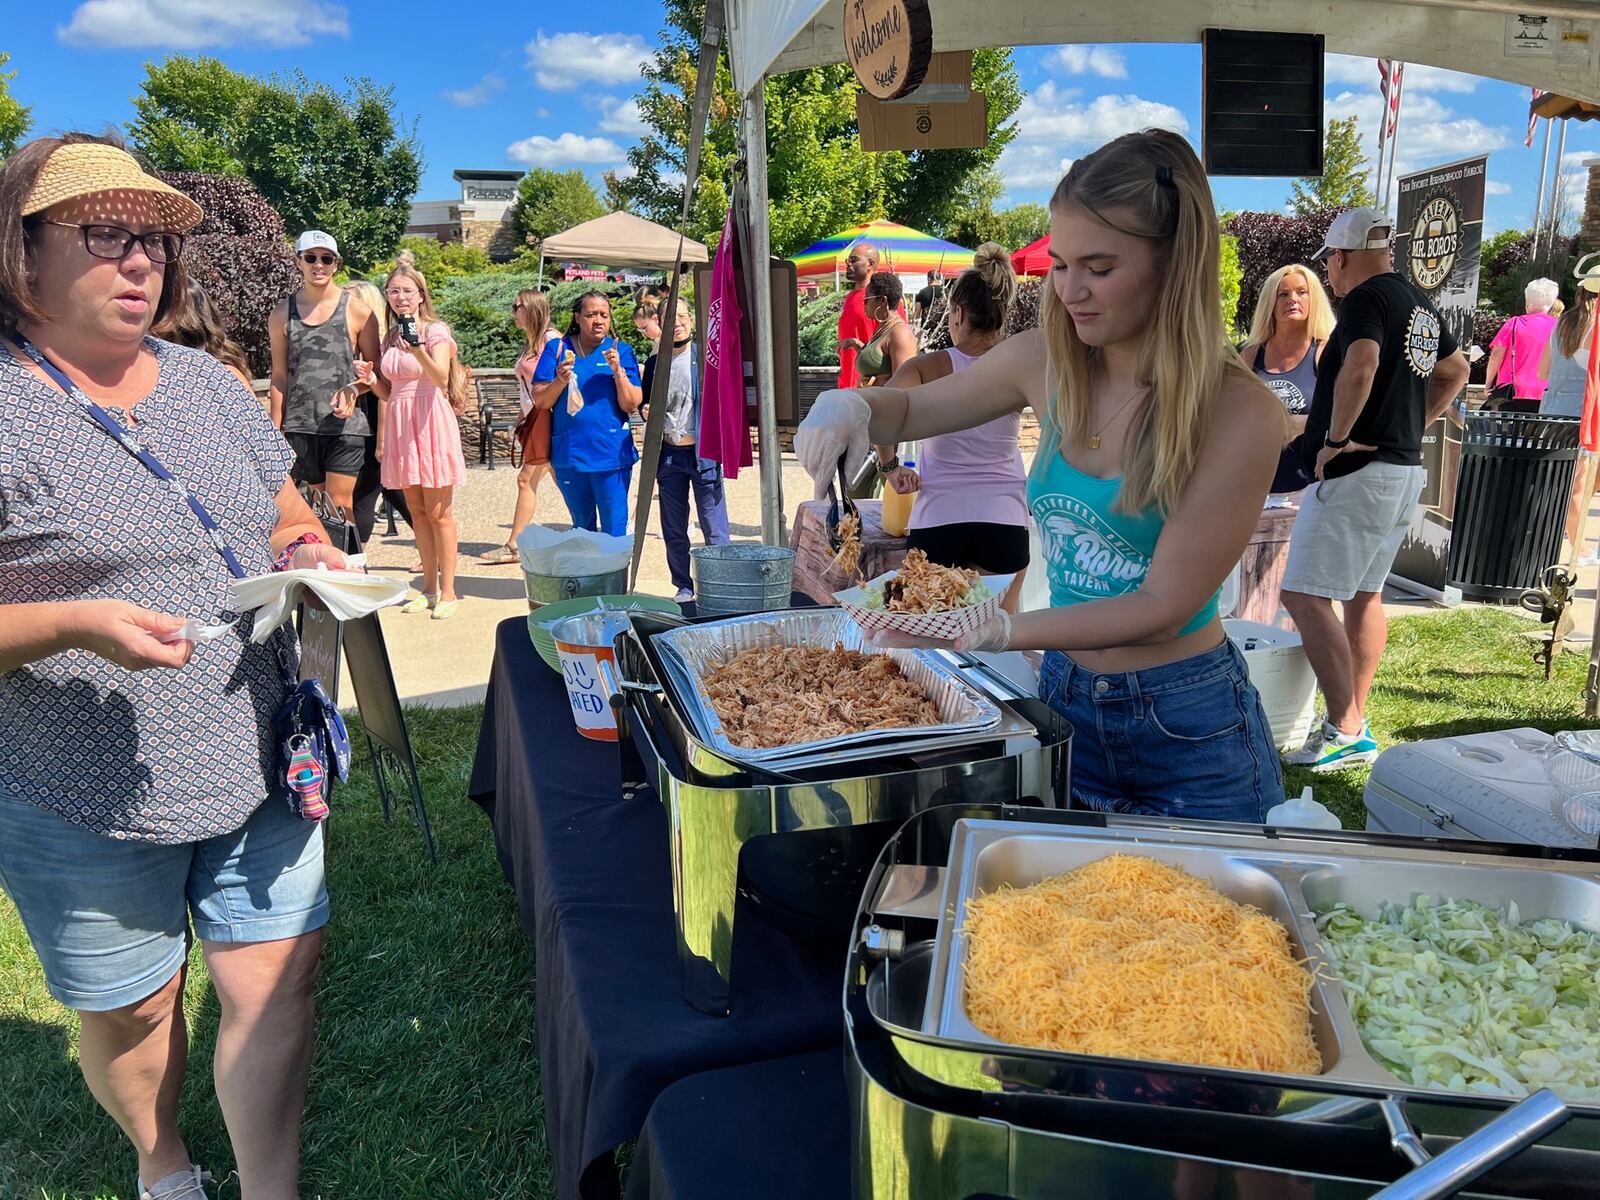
[
  {"xmin": 673, "ymin": 588, "xmax": 694, "ymax": 604},
  {"xmin": 1285, "ymin": 721, "xmax": 1379, "ymax": 772},
  {"xmin": 140, "ymin": 1165, "xmax": 212, "ymax": 1200}
]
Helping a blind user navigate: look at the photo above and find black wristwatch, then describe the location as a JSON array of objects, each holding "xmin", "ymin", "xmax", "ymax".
[
  {"xmin": 878, "ymin": 453, "xmax": 899, "ymax": 472},
  {"xmin": 1324, "ymin": 433, "xmax": 1351, "ymax": 449}
]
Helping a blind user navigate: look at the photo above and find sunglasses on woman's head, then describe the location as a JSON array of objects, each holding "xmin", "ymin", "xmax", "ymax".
[{"xmin": 301, "ymin": 253, "xmax": 337, "ymax": 266}]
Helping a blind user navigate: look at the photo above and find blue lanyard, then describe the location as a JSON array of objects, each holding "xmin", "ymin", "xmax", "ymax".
[{"xmin": 13, "ymin": 335, "xmax": 249, "ymax": 581}]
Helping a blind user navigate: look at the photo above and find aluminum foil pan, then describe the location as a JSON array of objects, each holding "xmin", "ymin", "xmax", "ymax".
[{"xmin": 651, "ymin": 608, "xmax": 1002, "ymax": 765}]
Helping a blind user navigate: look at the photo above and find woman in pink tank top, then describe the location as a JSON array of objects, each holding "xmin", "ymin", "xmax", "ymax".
[{"xmin": 871, "ymin": 243, "xmax": 1030, "ymax": 604}]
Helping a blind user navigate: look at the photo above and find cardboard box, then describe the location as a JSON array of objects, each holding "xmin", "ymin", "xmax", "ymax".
[
  {"xmin": 858, "ymin": 91, "xmax": 987, "ymax": 151},
  {"xmin": 857, "ymin": 50, "xmax": 987, "ymax": 152}
]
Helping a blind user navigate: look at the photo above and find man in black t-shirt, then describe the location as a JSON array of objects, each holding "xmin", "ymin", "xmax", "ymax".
[
  {"xmin": 913, "ymin": 269, "xmax": 941, "ymax": 328},
  {"xmin": 1280, "ymin": 207, "xmax": 1470, "ymax": 773}
]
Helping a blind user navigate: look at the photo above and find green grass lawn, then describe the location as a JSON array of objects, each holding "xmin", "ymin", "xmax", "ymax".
[
  {"xmin": 0, "ymin": 705, "xmax": 548, "ymax": 1200},
  {"xmin": 0, "ymin": 609, "xmax": 1596, "ymax": 1198}
]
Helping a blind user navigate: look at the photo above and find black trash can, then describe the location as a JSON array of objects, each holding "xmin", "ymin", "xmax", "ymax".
[{"xmin": 1447, "ymin": 413, "xmax": 1580, "ymax": 601}]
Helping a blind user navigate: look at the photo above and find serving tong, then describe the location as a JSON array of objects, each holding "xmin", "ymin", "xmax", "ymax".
[{"xmin": 825, "ymin": 451, "xmax": 860, "ymax": 554}]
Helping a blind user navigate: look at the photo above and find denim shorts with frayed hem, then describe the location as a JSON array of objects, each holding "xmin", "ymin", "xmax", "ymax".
[
  {"xmin": 0, "ymin": 793, "xmax": 328, "ymax": 1012},
  {"xmin": 1040, "ymin": 639, "xmax": 1283, "ymax": 824}
]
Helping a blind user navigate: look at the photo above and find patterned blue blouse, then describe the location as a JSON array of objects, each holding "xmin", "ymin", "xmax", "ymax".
[{"xmin": 0, "ymin": 339, "xmax": 298, "ymax": 843}]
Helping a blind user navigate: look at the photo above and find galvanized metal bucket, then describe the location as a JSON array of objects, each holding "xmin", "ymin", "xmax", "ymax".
[
  {"xmin": 523, "ymin": 567, "xmax": 631, "ymax": 610},
  {"xmin": 690, "ymin": 544, "xmax": 794, "ymax": 616}
]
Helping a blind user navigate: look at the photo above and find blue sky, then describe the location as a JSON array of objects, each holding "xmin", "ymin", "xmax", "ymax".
[{"xmin": 7, "ymin": 1, "xmax": 1590, "ymax": 239}]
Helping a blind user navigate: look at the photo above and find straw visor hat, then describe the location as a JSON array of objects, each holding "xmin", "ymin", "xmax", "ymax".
[{"xmin": 22, "ymin": 143, "xmax": 203, "ymax": 232}]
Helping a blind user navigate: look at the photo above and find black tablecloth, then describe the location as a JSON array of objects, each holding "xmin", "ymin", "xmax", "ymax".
[
  {"xmin": 468, "ymin": 617, "xmax": 842, "ymax": 1200},
  {"xmin": 623, "ymin": 1049, "xmax": 850, "ymax": 1200}
]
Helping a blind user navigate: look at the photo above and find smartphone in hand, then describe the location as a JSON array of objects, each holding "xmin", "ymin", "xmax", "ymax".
[{"xmin": 396, "ymin": 315, "xmax": 422, "ymax": 346}]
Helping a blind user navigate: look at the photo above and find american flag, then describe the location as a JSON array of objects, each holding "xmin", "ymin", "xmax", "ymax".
[
  {"xmin": 1378, "ymin": 60, "xmax": 1405, "ymax": 139},
  {"xmin": 1528, "ymin": 87, "xmax": 1548, "ymax": 147}
]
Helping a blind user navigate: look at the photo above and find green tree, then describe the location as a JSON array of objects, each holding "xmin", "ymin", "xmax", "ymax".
[
  {"xmin": 1289, "ymin": 115, "xmax": 1375, "ymax": 217},
  {"xmin": 1219, "ymin": 233, "xmax": 1243, "ymax": 339},
  {"xmin": 511, "ymin": 168, "xmax": 606, "ymax": 246},
  {"xmin": 0, "ymin": 53, "xmax": 32, "ymax": 157},
  {"xmin": 129, "ymin": 57, "xmax": 421, "ymax": 269},
  {"xmin": 361, "ymin": 235, "xmax": 493, "ymax": 283},
  {"xmin": 616, "ymin": 0, "xmax": 1020, "ymax": 258},
  {"xmin": 995, "ymin": 203, "xmax": 1050, "ymax": 250}
]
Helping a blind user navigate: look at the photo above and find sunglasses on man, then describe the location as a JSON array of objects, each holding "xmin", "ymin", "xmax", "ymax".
[{"xmin": 300, "ymin": 252, "xmax": 338, "ymax": 266}]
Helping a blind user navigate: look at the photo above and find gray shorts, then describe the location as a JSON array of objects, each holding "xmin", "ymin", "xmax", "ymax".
[{"xmin": 1281, "ymin": 461, "xmax": 1425, "ymax": 601}]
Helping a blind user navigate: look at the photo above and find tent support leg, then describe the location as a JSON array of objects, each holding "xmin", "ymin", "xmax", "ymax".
[{"xmin": 745, "ymin": 83, "xmax": 787, "ymax": 548}]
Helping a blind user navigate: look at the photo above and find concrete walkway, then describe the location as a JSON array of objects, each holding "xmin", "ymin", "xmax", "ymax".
[{"xmin": 358, "ymin": 453, "xmax": 1591, "ymax": 708}]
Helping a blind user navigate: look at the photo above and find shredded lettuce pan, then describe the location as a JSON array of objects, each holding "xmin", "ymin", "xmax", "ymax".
[{"xmin": 1317, "ymin": 895, "xmax": 1600, "ymax": 1101}]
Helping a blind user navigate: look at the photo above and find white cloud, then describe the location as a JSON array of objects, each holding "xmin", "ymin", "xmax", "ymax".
[
  {"xmin": 442, "ymin": 73, "xmax": 504, "ymax": 108},
  {"xmin": 1050, "ymin": 45, "xmax": 1127, "ymax": 80},
  {"xmin": 1014, "ymin": 84, "xmax": 1188, "ymax": 146},
  {"xmin": 1484, "ymin": 179, "xmax": 1513, "ymax": 196},
  {"xmin": 1324, "ymin": 54, "xmax": 1479, "ymax": 94},
  {"xmin": 506, "ymin": 132, "xmax": 625, "ymax": 167},
  {"xmin": 1555, "ymin": 150, "xmax": 1599, "ymax": 219},
  {"xmin": 525, "ymin": 30, "xmax": 651, "ymax": 91},
  {"xmin": 996, "ymin": 84, "xmax": 1184, "ymax": 199},
  {"xmin": 1326, "ymin": 90, "xmax": 1509, "ymax": 184},
  {"xmin": 535, "ymin": 107, "xmax": 551, "ymax": 120},
  {"xmin": 599, "ymin": 97, "xmax": 648, "ymax": 137},
  {"xmin": 59, "ymin": 0, "xmax": 347, "ymax": 47},
  {"xmin": 996, "ymin": 144, "xmax": 1075, "ymax": 190}
]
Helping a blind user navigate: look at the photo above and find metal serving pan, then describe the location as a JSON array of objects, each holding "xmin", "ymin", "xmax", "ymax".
[
  {"xmin": 920, "ymin": 818, "xmax": 1600, "ymax": 1114},
  {"xmin": 650, "ymin": 608, "xmax": 1002, "ymax": 765}
]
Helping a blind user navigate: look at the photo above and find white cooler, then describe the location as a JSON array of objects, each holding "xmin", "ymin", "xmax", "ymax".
[
  {"xmin": 1224, "ymin": 618, "xmax": 1319, "ymax": 751},
  {"xmin": 1363, "ymin": 727, "xmax": 1596, "ymax": 848}
]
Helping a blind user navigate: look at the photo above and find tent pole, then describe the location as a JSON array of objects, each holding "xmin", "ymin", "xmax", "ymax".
[
  {"xmin": 745, "ymin": 82, "xmax": 786, "ymax": 547},
  {"xmin": 537, "ymin": 248, "xmax": 546, "ymax": 288}
]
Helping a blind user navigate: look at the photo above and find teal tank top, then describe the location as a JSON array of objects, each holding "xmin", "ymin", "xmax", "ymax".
[{"xmin": 1026, "ymin": 413, "xmax": 1219, "ymax": 637}]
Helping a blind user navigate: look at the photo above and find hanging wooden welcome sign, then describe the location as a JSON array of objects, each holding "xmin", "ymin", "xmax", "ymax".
[{"xmin": 843, "ymin": 0, "xmax": 933, "ymax": 100}]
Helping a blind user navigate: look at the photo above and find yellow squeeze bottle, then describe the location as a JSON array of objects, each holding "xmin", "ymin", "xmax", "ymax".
[{"xmin": 880, "ymin": 459, "xmax": 916, "ymax": 538}]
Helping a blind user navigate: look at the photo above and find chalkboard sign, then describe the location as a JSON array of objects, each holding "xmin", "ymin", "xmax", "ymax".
[{"xmin": 297, "ymin": 603, "xmax": 342, "ymax": 696}]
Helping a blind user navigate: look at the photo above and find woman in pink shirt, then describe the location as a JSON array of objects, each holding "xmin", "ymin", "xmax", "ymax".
[
  {"xmin": 1485, "ymin": 277, "xmax": 1560, "ymax": 410},
  {"xmin": 879, "ymin": 243, "xmax": 1030, "ymax": 606}
]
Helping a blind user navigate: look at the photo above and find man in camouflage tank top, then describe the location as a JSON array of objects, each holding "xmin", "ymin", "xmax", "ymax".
[{"xmin": 267, "ymin": 230, "xmax": 381, "ymax": 519}]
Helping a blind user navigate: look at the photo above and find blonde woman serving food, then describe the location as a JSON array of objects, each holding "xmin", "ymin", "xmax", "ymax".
[{"xmin": 797, "ymin": 130, "xmax": 1286, "ymax": 822}]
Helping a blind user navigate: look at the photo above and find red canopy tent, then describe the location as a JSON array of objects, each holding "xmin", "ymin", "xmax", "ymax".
[{"xmin": 1011, "ymin": 235, "xmax": 1051, "ymax": 277}]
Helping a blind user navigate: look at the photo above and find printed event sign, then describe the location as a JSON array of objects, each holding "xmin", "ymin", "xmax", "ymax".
[{"xmin": 1389, "ymin": 156, "xmax": 1487, "ymax": 598}]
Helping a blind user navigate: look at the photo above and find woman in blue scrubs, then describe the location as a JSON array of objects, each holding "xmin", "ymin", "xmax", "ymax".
[{"xmin": 531, "ymin": 290, "xmax": 643, "ymax": 535}]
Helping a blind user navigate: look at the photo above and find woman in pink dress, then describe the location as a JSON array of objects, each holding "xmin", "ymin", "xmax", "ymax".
[{"xmin": 358, "ymin": 265, "xmax": 466, "ymax": 619}]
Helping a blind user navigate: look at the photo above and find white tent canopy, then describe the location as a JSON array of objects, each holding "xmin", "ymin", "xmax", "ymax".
[
  {"xmin": 538, "ymin": 210, "xmax": 709, "ymax": 271},
  {"xmin": 728, "ymin": 0, "xmax": 1600, "ymax": 103}
]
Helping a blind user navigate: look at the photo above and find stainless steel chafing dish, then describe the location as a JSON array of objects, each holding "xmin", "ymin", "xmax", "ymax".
[
  {"xmin": 846, "ymin": 806, "xmax": 1600, "ymax": 1199},
  {"xmin": 613, "ymin": 609, "xmax": 1071, "ymax": 1015}
]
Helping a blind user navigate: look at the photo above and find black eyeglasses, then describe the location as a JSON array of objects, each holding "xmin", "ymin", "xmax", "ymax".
[
  {"xmin": 300, "ymin": 252, "xmax": 338, "ymax": 266},
  {"xmin": 43, "ymin": 221, "xmax": 184, "ymax": 264},
  {"xmin": 512, "ymin": 301, "xmax": 524, "ymax": 311}
]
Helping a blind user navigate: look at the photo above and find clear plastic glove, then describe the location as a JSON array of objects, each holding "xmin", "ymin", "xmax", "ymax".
[
  {"xmin": 794, "ymin": 388, "xmax": 872, "ymax": 502},
  {"xmin": 864, "ymin": 610, "xmax": 1012, "ymax": 653}
]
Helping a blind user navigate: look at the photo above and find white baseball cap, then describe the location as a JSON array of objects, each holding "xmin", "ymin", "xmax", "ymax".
[
  {"xmin": 295, "ymin": 229, "xmax": 339, "ymax": 256},
  {"xmin": 1313, "ymin": 207, "xmax": 1394, "ymax": 260}
]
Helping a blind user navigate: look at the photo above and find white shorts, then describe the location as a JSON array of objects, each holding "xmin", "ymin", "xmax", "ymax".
[{"xmin": 1281, "ymin": 461, "xmax": 1425, "ymax": 601}]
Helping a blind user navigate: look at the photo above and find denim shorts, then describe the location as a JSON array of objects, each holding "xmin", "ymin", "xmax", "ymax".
[
  {"xmin": 1040, "ymin": 640, "xmax": 1284, "ymax": 824},
  {"xmin": 0, "ymin": 794, "xmax": 328, "ymax": 1012}
]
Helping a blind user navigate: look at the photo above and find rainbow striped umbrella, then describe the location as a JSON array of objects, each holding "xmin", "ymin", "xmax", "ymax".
[{"xmin": 788, "ymin": 219, "xmax": 976, "ymax": 282}]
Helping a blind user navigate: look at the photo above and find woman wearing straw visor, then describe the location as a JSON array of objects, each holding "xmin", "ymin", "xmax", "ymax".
[
  {"xmin": 0, "ymin": 134, "xmax": 350, "ymax": 1200},
  {"xmin": 797, "ymin": 130, "xmax": 1287, "ymax": 822}
]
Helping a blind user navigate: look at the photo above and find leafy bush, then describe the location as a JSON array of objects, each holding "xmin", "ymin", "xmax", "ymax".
[
  {"xmin": 1223, "ymin": 209, "xmax": 1339, "ymax": 334},
  {"xmin": 160, "ymin": 170, "xmax": 299, "ymax": 377},
  {"xmin": 797, "ymin": 290, "xmax": 846, "ymax": 366},
  {"xmin": 1218, "ymin": 234, "xmax": 1243, "ymax": 340},
  {"xmin": 432, "ymin": 274, "xmax": 657, "ymax": 368},
  {"xmin": 360, "ymin": 236, "xmax": 495, "ymax": 285}
]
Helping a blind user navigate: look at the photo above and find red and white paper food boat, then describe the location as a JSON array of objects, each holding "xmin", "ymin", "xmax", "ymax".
[{"xmin": 834, "ymin": 570, "xmax": 1016, "ymax": 642}]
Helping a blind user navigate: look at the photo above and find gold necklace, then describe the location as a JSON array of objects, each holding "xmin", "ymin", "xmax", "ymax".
[{"xmin": 1087, "ymin": 385, "xmax": 1146, "ymax": 450}]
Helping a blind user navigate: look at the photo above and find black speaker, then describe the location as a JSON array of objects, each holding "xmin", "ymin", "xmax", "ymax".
[{"xmin": 1203, "ymin": 29, "xmax": 1324, "ymax": 177}]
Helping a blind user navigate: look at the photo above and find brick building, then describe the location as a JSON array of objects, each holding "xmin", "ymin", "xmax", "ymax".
[{"xmin": 406, "ymin": 169, "xmax": 525, "ymax": 261}]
